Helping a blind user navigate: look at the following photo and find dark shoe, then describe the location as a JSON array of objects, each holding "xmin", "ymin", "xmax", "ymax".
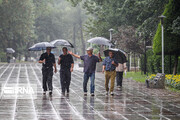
[
  {"xmin": 110, "ymin": 92, "xmax": 114, "ymax": 96},
  {"xmin": 84, "ymin": 92, "xmax": 87, "ymax": 96},
  {"xmin": 67, "ymin": 89, "xmax": 69, "ymax": 94},
  {"xmin": 43, "ymin": 91, "xmax": 46, "ymax": 95},
  {"xmin": 49, "ymin": 90, "xmax": 52, "ymax": 96},
  {"xmin": 91, "ymin": 93, "xmax": 94, "ymax": 96}
]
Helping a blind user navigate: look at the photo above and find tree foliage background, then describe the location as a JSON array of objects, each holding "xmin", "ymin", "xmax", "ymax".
[{"xmin": 0, "ymin": 0, "xmax": 179, "ymax": 74}]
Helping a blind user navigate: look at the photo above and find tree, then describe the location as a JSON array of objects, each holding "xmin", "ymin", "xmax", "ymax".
[
  {"xmin": 0, "ymin": 0, "xmax": 36, "ymax": 60},
  {"xmin": 153, "ymin": 0, "xmax": 180, "ymax": 74}
]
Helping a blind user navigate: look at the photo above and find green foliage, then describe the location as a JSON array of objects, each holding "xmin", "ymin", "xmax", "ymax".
[
  {"xmin": 0, "ymin": 0, "xmax": 35, "ymax": 58},
  {"xmin": 153, "ymin": 0, "xmax": 180, "ymax": 55}
]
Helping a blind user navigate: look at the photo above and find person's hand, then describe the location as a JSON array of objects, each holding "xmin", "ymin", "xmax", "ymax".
[
  {"xmin": 58, "ymin": 57, "xmax": 61, "ymax": 61},
  {"xmin": 112, "ymin": 61, "xmax": 115, "ymax": 65},
  {"xmin": 43, "ymin": 59, "xmax": 46, "ymax": 64},
  {"xmin": 54, "ymin": 68, "xmax": 57, "ymax": 73},
  {"xmin": 102, "ymin": 69, "xmax": 105, "ymax": 74},
  {"xmin": 70, "ymin": 67, "xmax": 73, "ymax": 72},
  {"xmin": 98, "ymin": 52, "xmax": 101, "ymax": 57},
  {"xmin": 68, "ymin": 51, "xmax": 73, "ymax": 55}
]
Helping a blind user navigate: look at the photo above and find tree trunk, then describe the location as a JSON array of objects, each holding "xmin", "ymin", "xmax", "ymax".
[
  {"xmin": 78, "ymin": 7, "xmax": 85, "ymax": 55},
  {"xmin": 73, "ymin": 23, "xmax": 77, "ymax": 61},
  {"xmin": 173, "ymin": 54, "xmax": 178, "ymax": 75}
]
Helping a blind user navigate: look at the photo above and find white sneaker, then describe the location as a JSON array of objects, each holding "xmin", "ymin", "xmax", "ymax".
[{"xmin": 110, "ymin": 92, "xmax": 114, "ymax": 96}]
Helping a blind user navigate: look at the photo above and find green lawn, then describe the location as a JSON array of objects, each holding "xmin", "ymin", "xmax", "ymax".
[
  {"xmin": 124, "ymin": 72, "xmax": 147, "ymax": 82},
  {"xmin": 125, "ymin": 71, "xmax": 180, "ymax": 93}
]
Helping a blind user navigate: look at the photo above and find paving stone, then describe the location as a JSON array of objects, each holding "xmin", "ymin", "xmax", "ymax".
[{"xmin": 0, "ymin": 63, "xmax": 180, "ymax": 120}]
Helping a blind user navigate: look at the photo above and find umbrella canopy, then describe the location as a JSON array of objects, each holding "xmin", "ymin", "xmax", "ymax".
[
  {"xmin": 104, "ymin": 48, "xmax": 127, "ymax": 63},
  {"xmin": 87, "ymin": 37, "xmax": 112, "ymax": 46},
  {"xmin": 6, "ymin": 48, "xmax": 15, "ymax": 53},
  {"xmin": 28, "ymin": 42, "xmax": 55, "ymax": 51},
  {"xmin": 50, "ymin": 39, "xmax": 74, "ymax": 48}
]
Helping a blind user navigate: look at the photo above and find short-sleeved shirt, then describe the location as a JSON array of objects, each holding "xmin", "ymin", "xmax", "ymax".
[
  {"xmin": 80, "ymin": 55, "xmax": 99, "ymax": 74},
  {"xmin": 59, "ymin": 54, "xmax": 74, "ymax": 71},
  {"xmin": 103, "ymin": 56, "xmax": 118, "ymax": 71},
  {"xmin": 39, "ymin": 52, "xmax": 55, "ymax": 68}
]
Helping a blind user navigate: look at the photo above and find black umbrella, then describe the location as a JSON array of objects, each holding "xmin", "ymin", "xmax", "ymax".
[{"xmin": 104, "ymin": 48, "xmax": 127, "ymax": 63}]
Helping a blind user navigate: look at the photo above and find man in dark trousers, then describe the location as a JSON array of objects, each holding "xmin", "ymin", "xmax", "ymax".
[
  {"xmin": 39, "ymin": 47, "xmax": 57, "ymax": 96},
  {"xmin": 68, "ymin": 47, "xmax": 102, "ymax": 96},
  {"xmin": 58, "ymin": 47, "xmax": 74, "ymax": 95}
]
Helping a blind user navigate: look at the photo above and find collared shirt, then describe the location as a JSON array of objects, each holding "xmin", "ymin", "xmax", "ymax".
[
  {"xmin": 59, "ymin": 54, "xmax": 74, "ymax": 71},
  {"xmin": 80, "ymin": 55, "xmax": 99, "ymax": 74},
  {"xmin": 103, "ymin": 56, "xmax": 118, "ymax": 71},
  {"xmin": 116, "ymin": 63, "xmax": 127, "ymax": 72},
  {"xmin": 39, "ymin": 52, "xmax": 55, "ymax": 68}
]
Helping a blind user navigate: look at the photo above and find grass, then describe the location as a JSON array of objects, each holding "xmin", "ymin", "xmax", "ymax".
[
  {"xmin": 125, "ymin": 71, "xmax": 180, "ymax": 93},
  {"xmin": 124, "ymin": 71, "xmax": 147, "ymax": 82}
]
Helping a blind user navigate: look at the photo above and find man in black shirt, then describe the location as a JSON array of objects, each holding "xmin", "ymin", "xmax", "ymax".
[
  {"xmin": 58, "ymin": 47, "xmax": 74, "ymax": 94},
  {"xmin": 39, "ymin": 47, "xmax": 57, "ymax": 96}
]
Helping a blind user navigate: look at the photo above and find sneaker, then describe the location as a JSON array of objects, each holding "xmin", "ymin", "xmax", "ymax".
[
  {"xmin": 110, "ymin": 92, "xmax": 114, "ymax": 96},
  {"xmin": 117, "ymin": 86, "xmax": 122, "ymax": 90},
  {"xmin": 49, "ymin": 90, "xmax": 52, "ymax": 96},
  {"xmin": 105, "ymin": 92, "xmax": 108, "ymax": 96},
  {"xmin": 84, "ymin": 92, "xmax": 87, "ymax": 96},
  {"xmin": 43, "ymin": 91, "xmax": 46, "ymax": 95},
  {"xmin": 91, "ymin": 93, "xmax": 94, "ymax": 96}
]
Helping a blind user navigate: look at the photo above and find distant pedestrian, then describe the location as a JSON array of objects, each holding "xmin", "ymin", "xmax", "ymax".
[
  {"xmin": 68, "ymin": 47, "xmax": 102, "ymax": 96},
  {"xmin": 102, "ymin": 51, "xmax": 118, "ymax": 96},
  {"xmin": 116, "ymin": 62, "xmax": 127, "ymax": 90},
  {"xmin": 39, "ymin": 47, "xmax": 57, "ymax": 96},
  {"xmin": 58, "ymin": 47, "xmax": 74, "ymax": 95}
]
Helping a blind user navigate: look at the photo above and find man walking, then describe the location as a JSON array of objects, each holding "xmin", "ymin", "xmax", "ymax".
[
  {"xmin": 39, "ymin": 47, "xmax": 57, "ymax": 96},
  {"xmin": 68, "ymin": 47, "xmax": 102, "ymax": 96},
  {"xmin": 116, "ymin": 62, "xmax": 127, "ymax": 90},
  {"xmin": 58, "ymin": 47, "xmax": 74, "ymax": 95},
  {"xmin": 102, "ymin": 51, "xmax": 118, "ymax": 96}
]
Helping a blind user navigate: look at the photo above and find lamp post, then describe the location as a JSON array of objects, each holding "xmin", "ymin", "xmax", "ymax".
[
  {"xmin": 108, "ymin": 28, "xmax": 114, "ymax": 48},
  {"xmin": 158, "ymin": 15, "xmax": 166, "ymax": 74}
]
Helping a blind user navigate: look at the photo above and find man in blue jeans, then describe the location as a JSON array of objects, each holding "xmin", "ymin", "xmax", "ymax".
[{"xmin": 68, "ymin": 47, "xmax": 102, "ymax": 96}]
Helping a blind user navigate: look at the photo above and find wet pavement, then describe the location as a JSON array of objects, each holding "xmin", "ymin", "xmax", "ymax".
[{"xmin": 0, "ymin": 63, "xmax": 180, "ymax": 120}]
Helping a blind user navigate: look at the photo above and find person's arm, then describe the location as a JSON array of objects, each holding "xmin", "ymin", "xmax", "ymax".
[
  {"xmin": 98, "ymin": 53, "xmax": 102, "ymax": 62},
  {"xmin": 70, "ymin": 63, "xmax": 74, "ymax": 72},
  {"xmin": 112, "ymin": 60, "xmax": 118, "ymax": 67},
  {"xmin": 58, "ymin": 57, "xmax": 61, "ymax": 65},
  {"xmin": 102, "ymin": 65, "xmax": 106, "ymax": 74},
  {"xmin": 53, "ymin": 63, "xmax": 57, "ymax": 73},
  {"xmin": 123, "ymin": 63, "xmax": 127, "ymax": 70},
  {"xmin": 70, "ymin": 55, "xmax": 74, "ymax": 72},
  {"xmin": 53, "ymin": 55, "xmax": 57, "ymax": 73},
  {"xmin": 39, "ymin": 54, "xmax": 45, "ymax": 64},
  {"xmin": 102, "ymin": 58, "xmax": 106, "ymax": 73},
  {"xmin": 68, "ymin": 51, "xmax": 80, "ymax": 59}
]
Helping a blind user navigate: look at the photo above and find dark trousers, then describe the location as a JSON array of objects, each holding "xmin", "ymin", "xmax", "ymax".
[
  {"xmin": 60, "ymin": 69, "xmax": 71, "ymax": 93},
  {"xmin": 42, "ymin": 67, "xmax": 53, "ymax": 91},
  {"xmin": 116, "ymin": 72, "xmax": 123, "ymax": 87}
]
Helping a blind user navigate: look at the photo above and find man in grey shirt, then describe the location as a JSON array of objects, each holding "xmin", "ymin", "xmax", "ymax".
[{"xmin": 68, "ymin": 47, "xmax": 102, "ymax": 96}]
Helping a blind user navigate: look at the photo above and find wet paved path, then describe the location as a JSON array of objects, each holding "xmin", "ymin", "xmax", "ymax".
[{"xmin": 0, "ymin": 63, "xmax": 180, "ymax": 120}]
